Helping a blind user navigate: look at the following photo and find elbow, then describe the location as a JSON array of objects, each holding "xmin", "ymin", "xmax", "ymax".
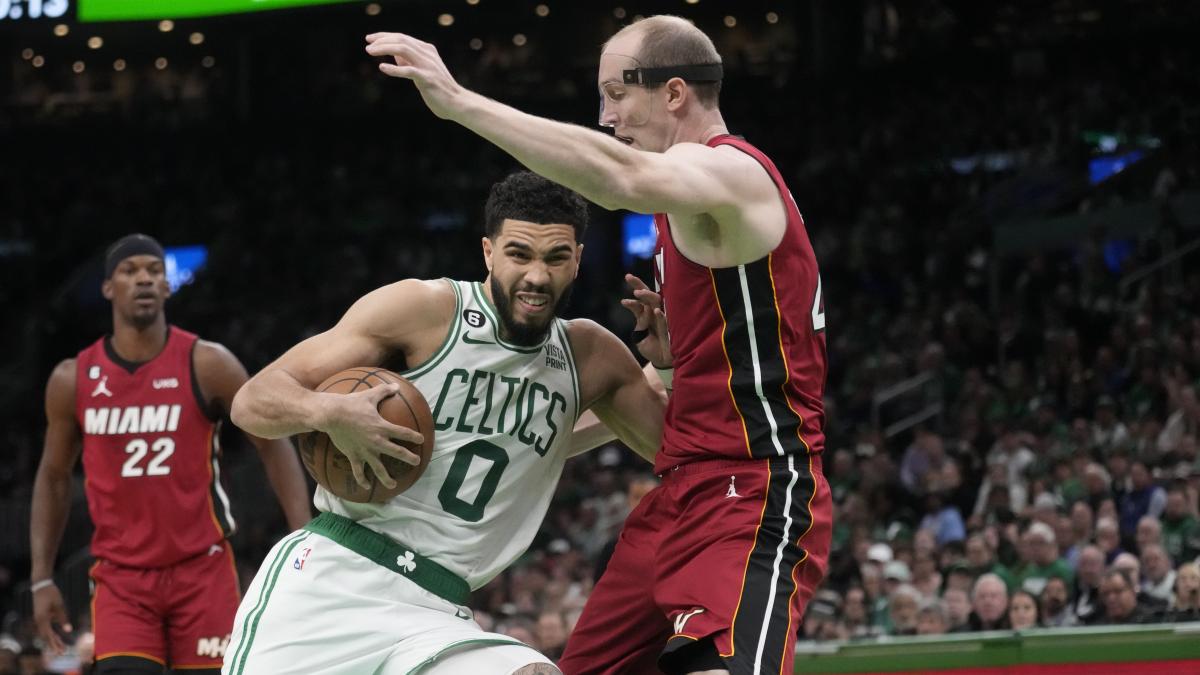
[{"xmin": 229, "ymin": 386, "xmax": 257, "ymax": 435}]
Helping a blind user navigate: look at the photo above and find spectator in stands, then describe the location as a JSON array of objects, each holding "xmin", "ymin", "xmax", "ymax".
[
  {"xmin": 1082, "ymin": 463, "xmax": 1114, "ymax": 513},
  {"xmin": 803, "ymin": 591, "xmax": 846, "ymax": 642},
  {"xmin": 887, "ymin": 585, "xmax": 922, "ymax": 636},
  {"xmin": 942, "ymin": 587, "xmax": 972, "ymax": 632},
  {"xmin": 535, "ymin": 610, "xmax": 568, "ymax": 661},
  {"xmin": 1039, "ymin": 575, "xmax": 1075, "ymax": 627},
  {"xmin": 1159, "ymin": 386, "xmax": 1199, "ymax": 454},
  {"xmin": 901, "ymin": 431, "xmax": 945, "ymax": 496},
  {"xmin": 1092, "ymin": 395, "xmax": 1131, "ymax": 454},
  {"xmin": 1008, "ymin": 589, "xmax": 1042, "ymax": 630},
  {"xmin": 1140, "ymin": 544, "xmax": 1176, "ymax": 602},
  {"xmin": 915, "ymin": 601, "xmax": 950, "ymax": 636},
  {"xmin": 1120, "ymin": 460, "xmax": 1167, "ymax": 539},
  {"xmin": 919, "ymin": 489, "xmax": 966, "ymax": 548},
  {"xmin": 1006, "ymin": 521, "xmax": 1075, "ymax": 595},
  {"xmin": 1067, "ymin": 501, "xmax": 1095, "ymax": 559},
  {"xmin": 964, "ymin": 533, "xmax": 998, "ymax": 578},
  {"xmin": 963, "ymin": 573, "xmax": 1010, "ymax": 631},
  {"xmin": 1169, "ymin": 562, "xmax": 1200, "ymax": 621},
  {"xmin": 1093, "ymin": 569, "xmax": 1159, "ymax": 625},
  {"xmin": 1071, "ymin": 545, "xmax": 1105, "ymax": 624},
  {"xmin": 1095, "ymin": 517, "xmax": 1125, "ymax": 563},
  {"xmin": 842, "ymin": 586, "xmax": 874, "ymax": 639},
  {"xmin": 1136, "ymin": 515, "xmax": 1164, "ymax": 554},
  {"xmin": 1160, "ymin": 484, "xmax": 1198, "ymax": 562}
]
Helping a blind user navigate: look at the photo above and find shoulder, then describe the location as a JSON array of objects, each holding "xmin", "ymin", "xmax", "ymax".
[
  {"xmin": 347, "ymin": 278, "xmax": 457, "ymax": 333},
  {"xmin": 45, "ymin": 358, "xmax": 78, "ymax": 418},
  {"xmin": 193, "ymin": 339, "xmax": 244, "ymax": 374},
  {"xmin": 563, "ymin": 318, "xmax": 624, "ymax": 360},
  {"xmin": 47, "ymin": 358, "xmax": 78, "ymax": 395},
  {"xmin": 191, "ymin": 340, "xmax": 249, "ymax": 414}
]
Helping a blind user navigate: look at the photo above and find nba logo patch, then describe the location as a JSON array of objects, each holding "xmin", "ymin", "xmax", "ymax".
[
  {"xmin": 89, "ymin": 366, "xmax": 101, "ymax": 380},
  {"xmin": 463, "ymin": 310, "xmax": 485, "ymax": 328},
  {"xmin": 293, "ymin": 547, "xmax": 312, "ymax": 571}
]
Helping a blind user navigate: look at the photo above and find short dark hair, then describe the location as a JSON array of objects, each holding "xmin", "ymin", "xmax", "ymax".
[
  {"xmin": 484, "ymin": 171, "xmax": 589, "ymax": 242},
  {"xmin": 1104, "ymin": 568, "xmax": 1135, "ymax": 590}
]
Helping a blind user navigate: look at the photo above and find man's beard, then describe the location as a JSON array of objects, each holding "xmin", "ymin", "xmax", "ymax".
[
  {"xmin": 126, "ymin": 306, "xmax": 161, "ymax": 329},
  {"xmin": 490, "ymin": 276, "xmax": 574, "ymax": 346}
]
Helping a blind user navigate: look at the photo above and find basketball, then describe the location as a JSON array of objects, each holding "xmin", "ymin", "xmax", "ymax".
[{"xmin": 298, "ymin": 368, "xmax": 434, "ymax": 504}]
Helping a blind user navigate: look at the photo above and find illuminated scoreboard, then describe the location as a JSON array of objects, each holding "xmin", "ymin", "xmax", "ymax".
[
  {"xmin": 0, "ymin": 0, "xmax": 69, "ymax": 21},
  {"xmin": 78, "ymin": 0, "xmax": 356, "ymax": 22}
]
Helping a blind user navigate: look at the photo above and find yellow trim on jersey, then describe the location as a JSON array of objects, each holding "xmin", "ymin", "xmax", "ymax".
[
  {"xmin": 95, "ymin": 651, "xmax": 167, "ymax": 666},
  {"xmin": 721, "ymin": 458, "xmax": 772, "ymax": 659},
  {"xmin": 779, "ymin": 453, "xmax": 820, "ymax": 673},
  {"xmin": 709, "ymin": 269, "xmax": 754, "ymax": 458},
  {"xmin": 766, "ymin": 252, "xmax": 812, "ymax": 454},
  {"xmin": 202, "ymin": 427, "xmax": 225, "ymax": 539}
]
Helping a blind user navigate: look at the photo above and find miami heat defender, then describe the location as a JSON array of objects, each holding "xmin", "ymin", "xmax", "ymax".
[
  {"xmin": 30, "ymin": 234, "xmax": 311, "ymax": 674},
  {"xmin": 368, "ymin": 13, "xmax": 832, "ymax": 675}
]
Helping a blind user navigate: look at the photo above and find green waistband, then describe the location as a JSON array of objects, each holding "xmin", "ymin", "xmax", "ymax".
[{"xmin": 304, "ymin": 512, "xmax": 471, "ymax": 606}]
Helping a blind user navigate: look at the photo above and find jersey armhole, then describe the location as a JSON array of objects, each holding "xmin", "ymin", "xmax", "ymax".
[
  {"xmin": 190, "ymin": 341, "xmax": 221, "ymax": 423},
  {"xmin": 399, "ymin": 278, "xmax": 463, "ymax": 381},
  {"xmin": 556, "ymin": 320, "xmax": 583, "ymax": 423}
]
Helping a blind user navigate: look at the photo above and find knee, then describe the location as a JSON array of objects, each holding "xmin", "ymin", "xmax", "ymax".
[{"xmin": 511, "ymin": 664, "xmax": 562, "ymax": 675}]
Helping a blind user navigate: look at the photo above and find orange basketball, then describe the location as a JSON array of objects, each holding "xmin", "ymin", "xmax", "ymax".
[{"xmin": 297, "ymin": 368, "xmax": 434, "ymax": 503}]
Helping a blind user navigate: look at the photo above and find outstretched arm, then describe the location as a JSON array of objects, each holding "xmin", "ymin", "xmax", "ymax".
[
  {"xmin": 363, "ymin": 33, "xmax": 779, "ymax": 240},
  {"xmin": 30, "ymin": 359, "xmax": 81, "ymax": 654},
  {"xmin": 194, "ymin": 341, "xmax": 312, "ymax": 531}
]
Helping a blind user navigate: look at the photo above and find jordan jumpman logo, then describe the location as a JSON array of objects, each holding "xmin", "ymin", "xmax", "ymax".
[{"xmin": 726, "ymin": 475, "xmax": 742, "ymax": 498}]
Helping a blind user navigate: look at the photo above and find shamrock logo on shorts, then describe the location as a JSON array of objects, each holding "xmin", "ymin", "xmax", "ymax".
[{"xmin": 396, "ymin": 551, "xmax": 417, "ymax": 574}]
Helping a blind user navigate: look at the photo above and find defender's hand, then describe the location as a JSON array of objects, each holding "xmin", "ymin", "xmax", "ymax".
[
  {"xmin": 621, "ymin": 274, "xmax": 673, "ymax": 368},
  {"xmin": 365, "ymin": 32, "xmax": 464, "ymax": 121}
]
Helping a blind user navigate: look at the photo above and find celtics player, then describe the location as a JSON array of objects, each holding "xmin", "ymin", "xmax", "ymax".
[{"xmin": 222, "ymin": 172, "xmax": 664, "ymax": 675}]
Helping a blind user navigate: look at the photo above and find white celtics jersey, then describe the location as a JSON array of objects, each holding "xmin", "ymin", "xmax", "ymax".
[{"xmin": 314, "ymin": 279, "xmax": 581, "ymax": 589}]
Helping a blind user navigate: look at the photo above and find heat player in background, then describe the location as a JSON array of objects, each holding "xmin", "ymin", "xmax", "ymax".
[{"xmin": 30, "ymin": 234, "xmax": 312, "ymax": 674}]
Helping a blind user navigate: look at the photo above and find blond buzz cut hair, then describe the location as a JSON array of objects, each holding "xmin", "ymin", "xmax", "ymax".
[{"xmin": 605, "ymin": 15, "xmax": 723, "ymax": 108}]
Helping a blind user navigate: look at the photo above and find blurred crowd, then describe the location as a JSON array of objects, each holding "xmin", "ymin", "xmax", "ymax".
[{"xmin": 3, "ymin": 3, "xmax": 1200, "ymax": 672}]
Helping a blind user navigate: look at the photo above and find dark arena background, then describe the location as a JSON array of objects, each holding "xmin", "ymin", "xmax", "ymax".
[{"xmin": 3, "ymin": 1, "xmax": 1200, "ymax": 673}]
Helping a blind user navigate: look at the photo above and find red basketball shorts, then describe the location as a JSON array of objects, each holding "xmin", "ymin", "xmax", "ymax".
[
  {"xmin": 560, "ymin": 454, "xmax": 832, "ymax": 675},
  {"xmin": 91, "ymin": 540, "xmax": 241, "ymax": 670}
]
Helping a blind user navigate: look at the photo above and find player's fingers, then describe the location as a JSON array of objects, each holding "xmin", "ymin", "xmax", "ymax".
[
  {"xmin": 625, "ymin": 273, "xmax": 650, "ymax": 292},
  {"xmin": 376, "ymin": 440, "xmax": 421, "ymax": 467},
  {"xmin": 367, "ymin": 383, "xmax": 401, "ymax": 403},
  {"xmin": 382, "ymin": 422, "xmax": 423, "ymax": 447},
  {"xmin": 365, "ymin": 38, "xmax": 421, "ymax": 59},
  {"xmin": 348, "ymin": 457, "xmax": 372, "ymax": 490},
  {"xmin": 620, "ymin": 298, "xmax": 648, "ymax": 323},
  {"xmin": 366, "ymin": 32, "xmax": 410, "ymax": 43},
  {"xmin": 653, "ymin": 308, "xmax": 670, "ymax": 337},
  {"xmin": 35, "ymin": 617, "xmax": 63, "ymax": 655},
  {"xmin": 363, "ymin": 453, "xmax": 398, "ymax": 489},
  {"xmin": 379, "ymin": 63, "xmax": 421, "ymax": 80},
  {"xmin": 632, "ymin": 288, "xmax": 662, "ymax": 308}
]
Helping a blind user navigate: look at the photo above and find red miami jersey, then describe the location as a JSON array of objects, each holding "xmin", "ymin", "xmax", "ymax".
[
  {"xmin": 74, "ymin": 326, "xmax": 235, "ymax": 568},
  {"xmin": 652, "ymin": 135, "xmax": 826, "ymax": 473}
]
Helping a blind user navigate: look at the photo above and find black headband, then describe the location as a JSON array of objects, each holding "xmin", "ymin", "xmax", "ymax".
[
  {"xmin": 622, "ymin": 63, "xmax": 723, "ymax": 86},
  {"xmin": 105, "ymin": 234, "xmax": 165, "ymax": 278}
]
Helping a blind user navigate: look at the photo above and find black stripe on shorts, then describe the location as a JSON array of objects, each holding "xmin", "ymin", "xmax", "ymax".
[{"xmin": 727, "ymin": 454, "xmax": 816, "ymax": 674}]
